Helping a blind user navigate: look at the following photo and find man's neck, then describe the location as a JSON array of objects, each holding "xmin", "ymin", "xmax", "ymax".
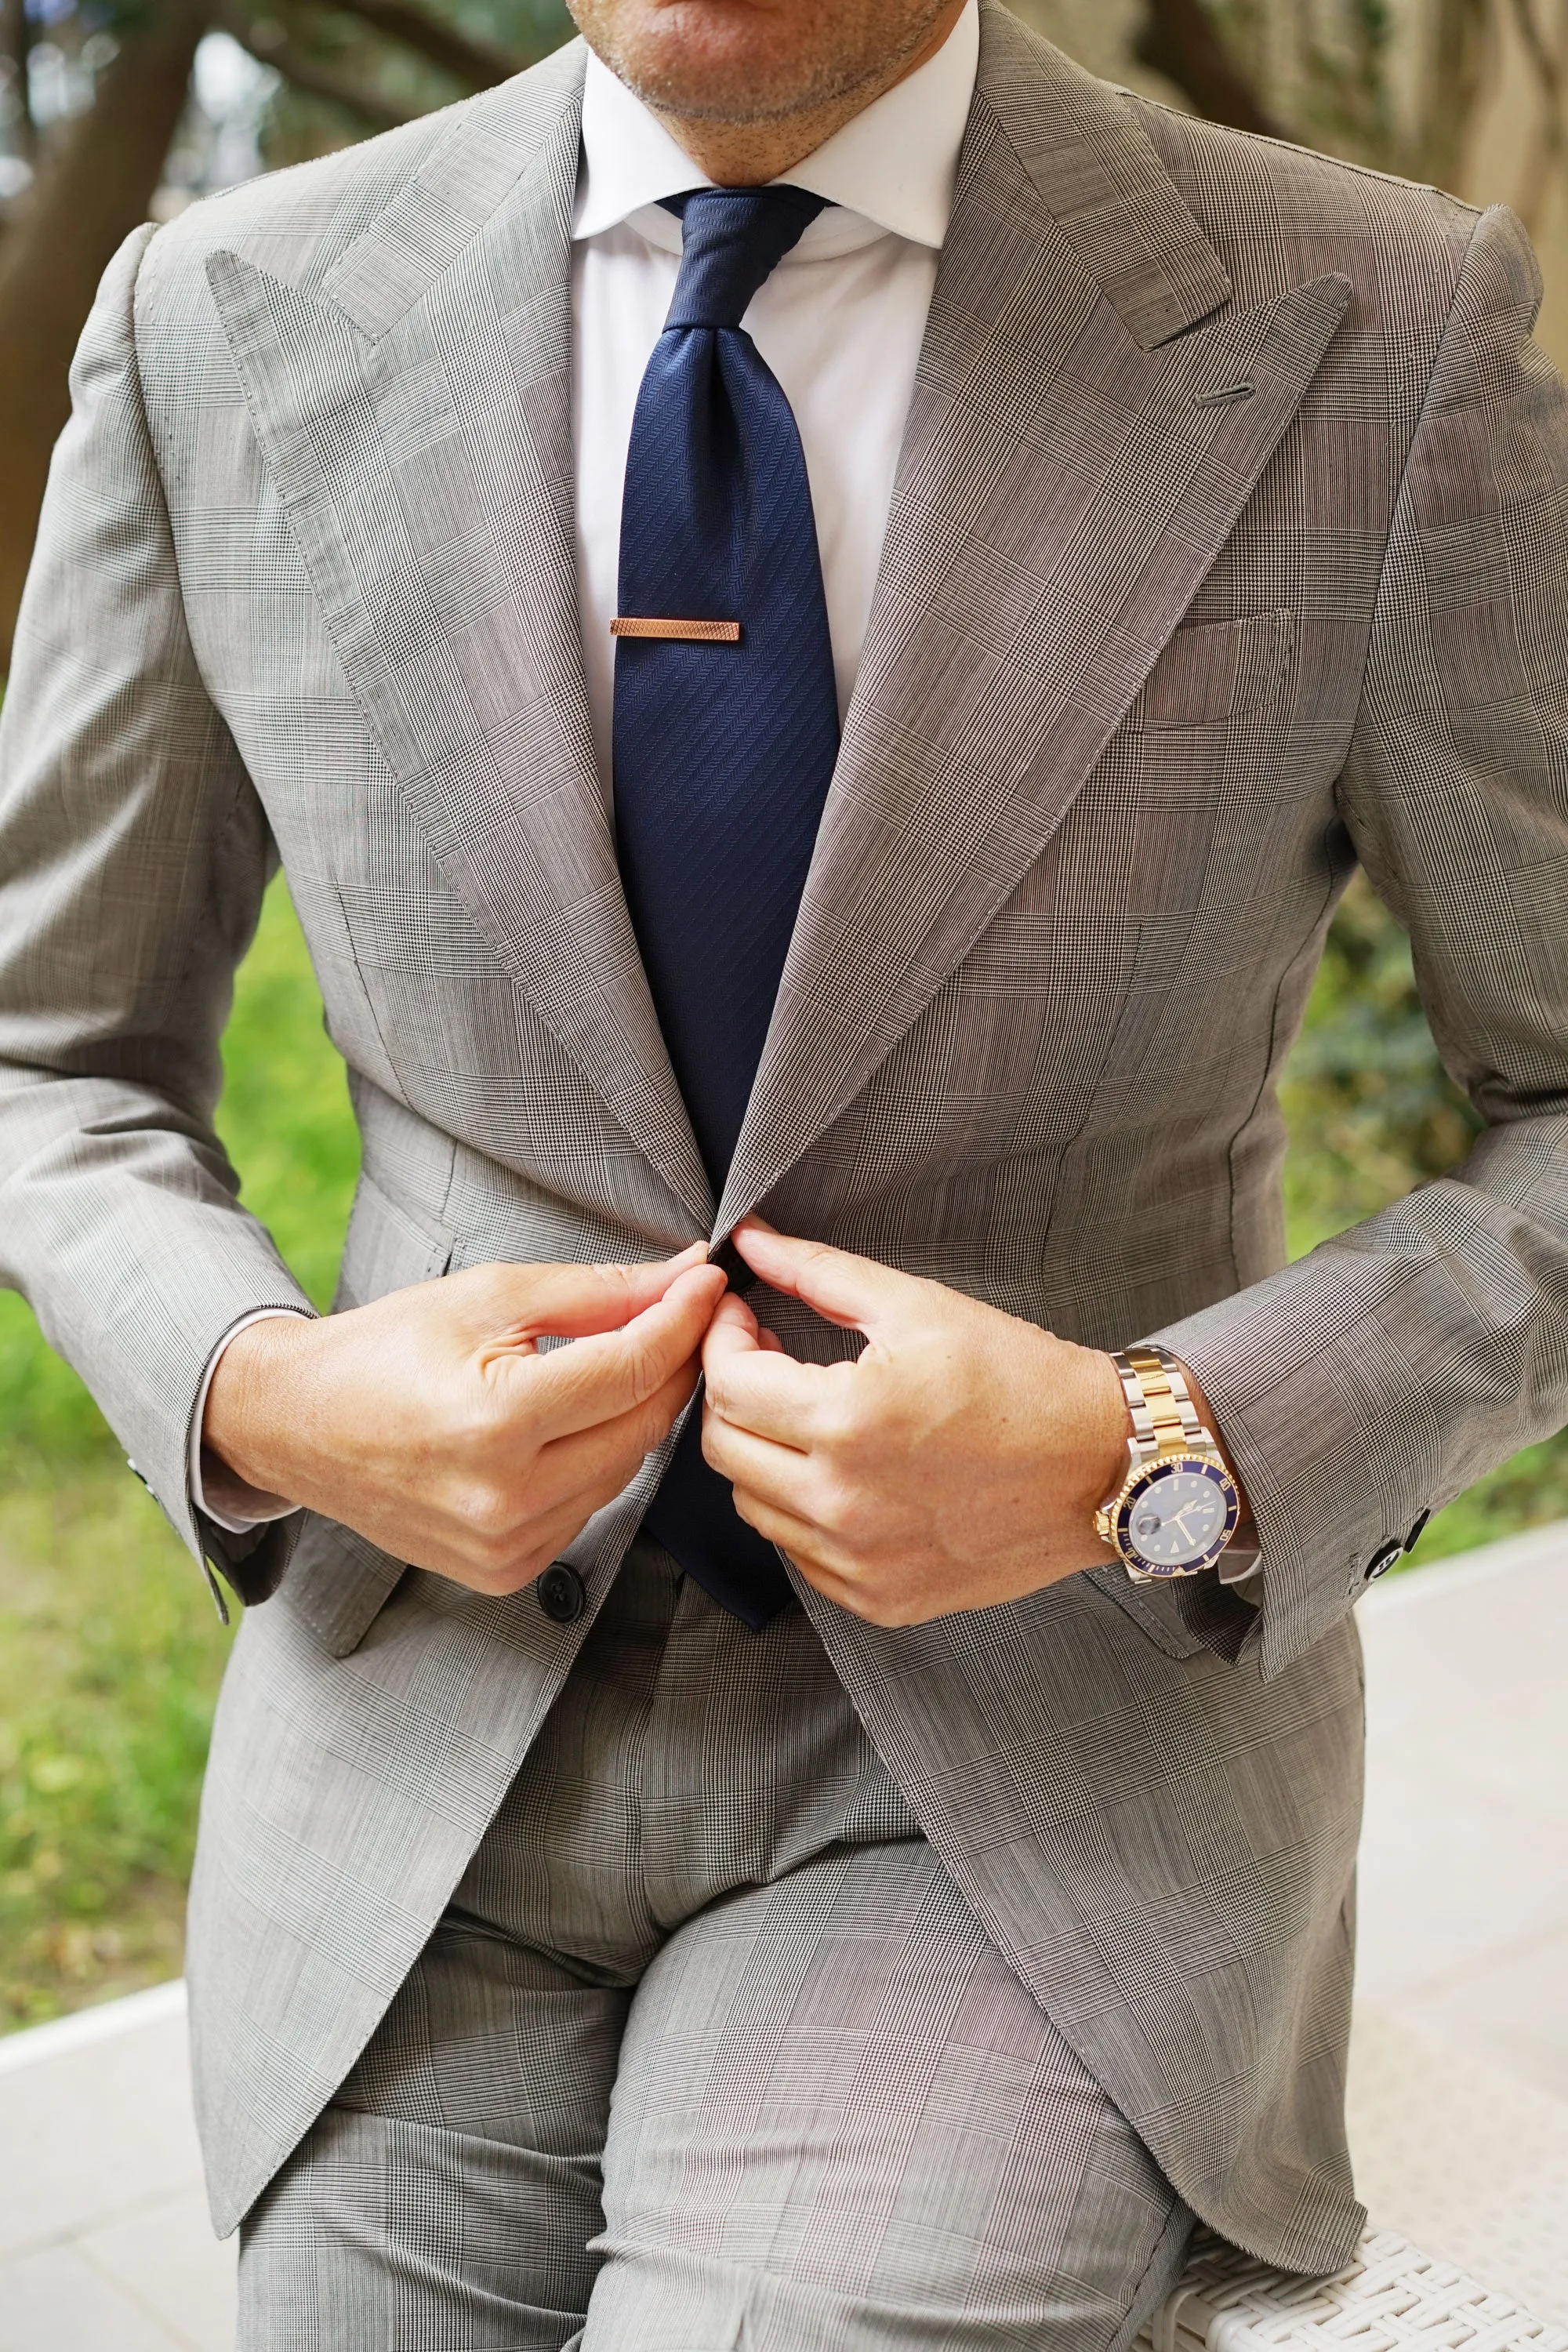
[{"xmin": 644, "ymin": 0, "xmax": 967, "ymax": 187}]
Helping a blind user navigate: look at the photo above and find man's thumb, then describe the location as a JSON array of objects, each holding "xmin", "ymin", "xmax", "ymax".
[
  {"xmin": 729, "ymin": 1222, "xmax": 906, "ymax": 1335},
  {"xmin": 527, "ymin": 1263, "xmax": 724, "ymax": 1439}
]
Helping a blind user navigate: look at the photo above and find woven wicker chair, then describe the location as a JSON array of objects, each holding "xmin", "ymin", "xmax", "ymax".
[{"xmin": 1142, "ymin": 2230, "xmax": 1568, "ymax": 2352}]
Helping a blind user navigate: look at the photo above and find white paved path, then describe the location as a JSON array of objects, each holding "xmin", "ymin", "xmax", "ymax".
[
  {"xmin": 0, "ymin": 1983, "xmax": 232, "ymax": 2349},
  {"xmin": 2, "ymin": 1527, "xmax": 1566, "ymax": 2350},
  {"xmin": 1348, "ymin": 1522, "xmax": 1568, "ymax": 2323}
]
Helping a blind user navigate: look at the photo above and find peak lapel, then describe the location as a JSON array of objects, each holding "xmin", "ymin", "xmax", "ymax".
[
  {"xmin": 207, "ymin": 46, "xmax": 713, "ymax": 1227},
  {"xmin": 717, "ymin": 10, "xmax": 1351, "ymax": 1235}
]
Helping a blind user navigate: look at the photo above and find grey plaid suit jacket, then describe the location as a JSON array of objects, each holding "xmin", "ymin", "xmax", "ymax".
[{"xmin": 5, "ymin": 0, "xmax": 1568, "ymax": 2273}]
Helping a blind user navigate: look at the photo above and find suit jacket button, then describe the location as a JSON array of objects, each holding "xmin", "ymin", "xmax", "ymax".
[
  {"xmin": 1364, "ymin": 1540, "xmax": 1404, "ymax": 1582},
  {"xmin": 537, "ymin": 1563, "xmax": 586, "ymax": 1624},
  {"xmin": 1404, "ymin": 1510, "xmax": 1431, "ymax": 1554}
]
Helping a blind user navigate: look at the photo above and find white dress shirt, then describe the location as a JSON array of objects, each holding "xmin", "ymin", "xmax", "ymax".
[
  {"xmin": 192, "ymin": 5, "xmax": 981, "ymax": 1530},
  {"xmin": 573, "ymin": 2, "xmax": 978, "ymax": 781}
]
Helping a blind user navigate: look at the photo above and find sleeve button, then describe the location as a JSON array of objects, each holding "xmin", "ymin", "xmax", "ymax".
[
  {"xmin": 1364, "ymin": 1540, "xmax": 1404, "ymax": 1583},
  {"xmin": 1404, "ymin": 1510, "xmax": 1430, "ymax": 1554},
  {"xmin": 537, "ymin": 1563, "xmax": 586, "ymax": 1624}
]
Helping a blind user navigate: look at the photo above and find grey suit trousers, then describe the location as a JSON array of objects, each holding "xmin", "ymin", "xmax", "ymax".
[{"xmin": 238, "ymin": 1541, "xmax": 1194, "ymax": 2350}]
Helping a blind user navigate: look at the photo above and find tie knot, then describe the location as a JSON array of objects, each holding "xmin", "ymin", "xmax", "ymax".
[{"xmin": 662, "ymin": 186, "xmax": 829, "ymax": 331}]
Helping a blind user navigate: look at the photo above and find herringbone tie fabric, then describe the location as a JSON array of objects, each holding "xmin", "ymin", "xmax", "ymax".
[{"xmin": 615, "ymin": 187, "xmax": 840, "ymax": 1629}]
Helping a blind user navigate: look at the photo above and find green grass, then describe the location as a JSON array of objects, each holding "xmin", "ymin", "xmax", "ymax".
[
  {"xmin": 0, "ymin": 874, "xmax": 358, "ymax": 2028},
  {"xmin": 2, "ymin": 869, "xmax": 1566, "ymax": 2028},
  {"xmin": 0, "ymin": 1467, "xmax": 234, "ymax": 2024}
]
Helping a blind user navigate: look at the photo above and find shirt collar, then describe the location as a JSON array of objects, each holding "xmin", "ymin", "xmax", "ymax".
[{"xmin": 572, "ymin": 0, "xmax": 979, "ymax": 253}]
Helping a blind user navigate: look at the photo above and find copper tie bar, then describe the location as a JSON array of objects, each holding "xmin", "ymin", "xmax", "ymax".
[{"xmin": 612, "ymin": 618, "xmax": 742, "ymax": 643}]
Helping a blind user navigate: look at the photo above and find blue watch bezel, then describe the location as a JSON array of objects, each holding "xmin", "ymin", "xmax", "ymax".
[{"xmin": 1113, "ymin": 1454, "xmax": 1240, "ymax": 1578}]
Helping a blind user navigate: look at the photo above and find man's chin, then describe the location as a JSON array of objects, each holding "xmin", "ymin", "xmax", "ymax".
[
  {"xmin": 608, "ymin": 56, "xmax": 863, "ymax": 126},
  {"xmin": 621, "ymin": 77, "xmax": 844, "ymax": 128},
  {"xmin": 581, "ymin": 2, "xmax": 883, "ymax": 128}
]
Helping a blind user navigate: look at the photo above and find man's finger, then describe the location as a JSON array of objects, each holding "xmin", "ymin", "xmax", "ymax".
[
  {"xmin": 730, "ymin": 1219, "xmax": 920, "ymax": 1338},
  {"xmin": 532, "ymin": 1352, "xmax": 703, "ymax": 1516},
  {"xmin": 702, "ymin": 1411, "xmax": 823, "ymax": 1519},
  {"xmin": 702, "ymin": 1294, "xmax": 829, "ymax": 1446},
  {"xmin": 481, "ymin": 1244, "xmax": 711, "ymax": 1348},
  {"xmin": 521, "ymin": 1265, "xmax": 726, "ymax": 1439},
  {"xmin": 702, "ymin": 1290, "xmax": 762, "ymax": 1355},
  {"xmin": 721, "ymin": 1484, "xmax": 848, "ymax": 1591}
]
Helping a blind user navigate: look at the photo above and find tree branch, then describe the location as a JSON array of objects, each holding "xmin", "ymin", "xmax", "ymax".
[
  {"xmin": 1411, "ymin": 0, "xmax": 1494, "ymax": 188},
  {"xmin": 325, "ymin": 0, "xmax": 522, "ymax": 91},
  {"xmin": 1134, "ymin": 0, "xmax": 1282, "ymax": 136},
  {"xmin": 0, "ymin": 0, "xmax": 212, "ymax": 659},
  {"xmin": 1508, "ymin": 0, "xmax": 1566, "ymax": 227},
  {"xmin": 218, "ymin": 4, "xmax": 413, "ymax": 130},
  {"xmin": 0, "ymin": 0, "xmax": 35, "ymax": 160}
]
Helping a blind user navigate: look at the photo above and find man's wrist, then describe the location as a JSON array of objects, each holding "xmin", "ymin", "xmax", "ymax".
[
  {"xmin": 1092, "ymin": 1345, "xmax": 1256, "ymax": 1576},
  {"xmin": 1083, "ymin": 1345, "xmax": 1136, "ymax": 1534},
  {"xmin": 201, "ymin": 1309, "xmax": 319, "ymax": 1508}
]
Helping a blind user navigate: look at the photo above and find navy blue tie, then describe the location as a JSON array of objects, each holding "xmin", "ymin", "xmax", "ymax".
[{"xmin": 614, "ymin": 186, "xmax": 840, "ymax": 1628}]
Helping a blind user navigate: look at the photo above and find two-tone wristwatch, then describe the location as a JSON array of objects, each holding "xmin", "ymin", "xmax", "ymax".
[{"xmin": 1094, "ymin": 1345, "xmax": 1242, "ymax": 1582}]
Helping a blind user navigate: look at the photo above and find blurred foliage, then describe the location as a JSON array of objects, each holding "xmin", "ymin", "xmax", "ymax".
[
  {"xmin": 0, "ymin": 875, "xmax": 358, "ymax": 2027},
  {"xmin": 243, "ymin": 0, "xmax": 573, "ymax": 164},
  {"xmin": 1127, "ymin": 0, "xmax": 1568, "ymax": 237},
  {"xmin": 1208, "ymin": 0, "xmax": 1399, "ymax": 157},
  {"xmin": 0, "ymin": 0, "xmax": 574, "ymax": 667},
  {"xmin": 1279, "ymin": 877, "xmax": 1568, "ymax": 1555},
  {"xmin": 1279, "ymin": 873, "xmax": 1481, "ymax": 1258},
  {"xmin": 0, "ymin": 1468, "xmax": 228, "ymax": 2027},
  {"xmin": 0, "ymin": 869, "xmax": 360, "ymax": 1479}
]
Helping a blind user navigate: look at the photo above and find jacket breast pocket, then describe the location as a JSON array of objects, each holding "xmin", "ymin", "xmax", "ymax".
[
  {"xmin": 1120, "ymin": 608, "xmax": 1296, "ymax": 735},
  {"xmin": 276, "ymin": 1169, "xmax": 456, "ymax": 1657}
]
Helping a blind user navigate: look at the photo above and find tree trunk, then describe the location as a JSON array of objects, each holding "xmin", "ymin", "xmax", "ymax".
[
  {"xmin": 1410, "ymin": 0, "xmax": 1494, "ymax": 189},
  {"xmin": 328, "ymin": 0, "xmax": 520, "ymax": 94},
  {"xmin": 0, "ymin": 0, "xmax": 210, "ymax": 666},
  {"xmin": 1, "ymin": 0, "xmax": 37, "ymax": 162},
  {"xmin": 1134, "ymin": 0, "xmax": 1280, "ymax": 136},
  {"xmin": 220, "ymin": 2, "xmax": 412, "ymax": 131}
]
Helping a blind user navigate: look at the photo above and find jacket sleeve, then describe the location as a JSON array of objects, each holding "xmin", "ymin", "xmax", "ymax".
[
  {"xmin": 0, "ymin": 226, "xmax": 314, "ymax": 1609},
  {"xmin": 1154, "ymin": 204, "xmax": 1568, "ymax": 1680}
]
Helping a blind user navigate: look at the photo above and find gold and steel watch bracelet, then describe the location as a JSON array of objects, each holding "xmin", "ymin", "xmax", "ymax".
[
  {"xmin": 1097, "ymin": 1343, "xmax": 1245, "ymax": 1581},
  {"xmin": 1109, "ymin": 1345, "xmax": 1207, "ymax": 1465}
]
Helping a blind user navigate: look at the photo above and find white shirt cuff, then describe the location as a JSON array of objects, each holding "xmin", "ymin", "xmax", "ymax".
[
  {"xmin": 190, "ymin": 1308, "xmax": 311, "ymax": 1533},
  {"xmin": 1218, "ymin": 1541, "xmax": 1261, "ymax": 1588}
]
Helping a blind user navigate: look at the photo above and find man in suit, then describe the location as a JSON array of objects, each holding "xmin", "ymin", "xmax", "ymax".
[{"xmin": 3, "ymin": 0, "xmax": 1568, "ymax": 2337}]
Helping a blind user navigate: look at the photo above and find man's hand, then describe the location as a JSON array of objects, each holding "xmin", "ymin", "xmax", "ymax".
[
  {"xmin": 205, "ymin": 1247, "xmax": 728, "ymax": 1595},
  {"xmin": 700, "ymin": 1221, "xmax": 1131, "ymax": 1627}
]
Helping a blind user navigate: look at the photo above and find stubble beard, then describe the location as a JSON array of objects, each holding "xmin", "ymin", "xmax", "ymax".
[{"xmin": 574, "ymin": 1, "xmax": 944, "ymax": 127}]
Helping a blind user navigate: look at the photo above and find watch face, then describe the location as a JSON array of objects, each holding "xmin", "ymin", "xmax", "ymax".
[{"xmin": 1119, "ymin": 1458, "xmax": 1237, "ymax": 1573}]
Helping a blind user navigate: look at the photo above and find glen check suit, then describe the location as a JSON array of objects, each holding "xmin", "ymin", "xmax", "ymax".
[{"xmin": 5, "ymin": 0, "xmax": 1568, "ymax": 2283}]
